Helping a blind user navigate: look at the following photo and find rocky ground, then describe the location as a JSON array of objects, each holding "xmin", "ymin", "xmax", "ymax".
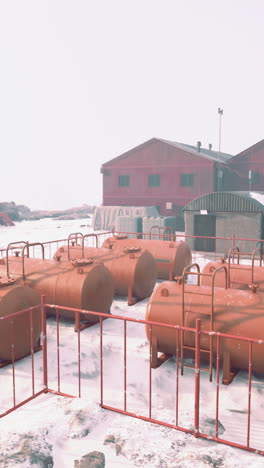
[{"xmin": 0, "ymin": 201, "xmax": 95, "ymax": 224}]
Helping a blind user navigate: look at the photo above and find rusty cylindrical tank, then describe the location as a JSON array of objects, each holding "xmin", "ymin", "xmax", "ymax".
[
  {"xmin": 0, "ymin": 277, "xmax": 41, "ymax": 362},
  {"xmin": 102, "ymin": 236, "xmax": 192, "ymax": 280},
  {"xmin": 146, "ymin": 280, "xmax": 264, "ymax": 374},
  {"xmin": 54, "ymin": 245, "xmax": 157, "ymax": 305},
  {"xmin": 0, "ymin": 256, "xmax": 114, "ymax": 329},
  {"xmin": 201, "ymin": 260, "xmax": 264, "ymax": 292}
]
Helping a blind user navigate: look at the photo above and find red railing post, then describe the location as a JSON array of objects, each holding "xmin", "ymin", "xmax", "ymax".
[
  {"xmin": 149, "ymin": 324, "xmax": 152, "ymax": 420},
  {"xmin": 194, "ymin": 319, "xmax": 201, "ymax": 437},
  {"xmin": 232, "ymin": 233, "xmax": 236, "ymax": 248},
  {"xmin": 29, "ymin": 308, "xmax": 35, "ymax": 396},
  {"xmin": 10, "ymin": 319, "xmax": 16, "ymax": 407},
  {"xmin": 56, "ymin": 307, "xmax": 61, "ymax": 394},
  {"xmin": 175, "ymin": 328, "xmax": 179, "ymax": 427},
  {"xmin": 124, "ymin": 321, "xmax": 127, "ymax": 412},
  {"xmin": 100, "ymin": 317, "xmax": 103, "ymax": 406},
  {"xmin": 41, "ymin": 295, "xmax": 48, "ymax": 393},
  {"xmin": 247, "ymin": 342, "xmax": 253, "ymax": 448},
  {"xmin": 215, "ymin": 334, "xmax": 220, "ymax": 438},
  {"xmin": 77, "ymin": 317, "xmax": 81, "ymax": 398}
]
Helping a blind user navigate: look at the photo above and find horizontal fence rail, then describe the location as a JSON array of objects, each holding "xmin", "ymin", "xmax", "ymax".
[
  {"xmin": 1, "ymin": 299, "xmax": 264, "ymax": 457},
  {"xmin": 0, "ymin": 231, "xmax": 263, "ymax": 266},
  {"xmin": 0, "ymin": 231, "xmax": 113, "ymax": 261}
]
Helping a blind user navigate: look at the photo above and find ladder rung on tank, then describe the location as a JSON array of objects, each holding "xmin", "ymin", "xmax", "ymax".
[{"xmin": 179, "ymin": 263, "xmax": 228, "ymax": 382}]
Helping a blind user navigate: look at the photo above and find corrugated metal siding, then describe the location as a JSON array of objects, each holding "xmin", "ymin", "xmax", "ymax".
[{"xmin": 184, "ymin": 192, "xmax": 264, "ymax": 212}]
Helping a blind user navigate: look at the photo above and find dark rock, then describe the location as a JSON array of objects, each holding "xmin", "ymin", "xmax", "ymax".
[
  {"xmin": 74, "ymin": 451, "xmax": 105, "ymax": 468},
  {"xmin": 201, "ymin": 417, "xmax": 225, "ymax": 436},
  {"xmin": 103, "ymin": 434, "xmax": 116, "ymax": 445},
  {"xmin": 115, "ymin": 444, "xmax": 122, "ymax": 455},
  {"xmin": 1, "ymin": 433, "xmax": 53, "ymax": 467},
  {"xmin": 30, "ymin": 451, "xmax": 54, "ymax": 467},
  {"xmin": 0, "ymin": 450, "xmax": 53, "ymax": 468}
]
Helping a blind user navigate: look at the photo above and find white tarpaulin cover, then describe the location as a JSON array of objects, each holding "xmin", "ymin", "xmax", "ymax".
[{"xmin": 92, "ymin": 205, "xmax": 160, "ymax": 231}]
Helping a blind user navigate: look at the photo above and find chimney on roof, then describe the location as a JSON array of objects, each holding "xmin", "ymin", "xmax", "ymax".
[
  {"xmin": 197, "ymin": 141, "xmax": 202, "ymax": 152},
  {"xmin": 209, "ymin": 143, "xmax": 212, "ymax": 151}
]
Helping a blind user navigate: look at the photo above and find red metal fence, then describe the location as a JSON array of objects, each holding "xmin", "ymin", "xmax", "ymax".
[
  {"xmin": 0, "ymin": 231, "xmax": 112, "ymax": 261},
  {"xmin": 0, "ymin": 230, "xmax": 263, "ymax": 267},
  {"xmin": 0, "ymin": 301, "xmax": 46, "ymax": 418},
  {"xmin": 1, "ymin": 300, "xmax": 264, "ymax": 457}
]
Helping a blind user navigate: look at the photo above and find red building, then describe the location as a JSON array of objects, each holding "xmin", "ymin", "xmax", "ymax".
[
  {"xmin": 225, "ymin": 139, "xmax": 264, "ymax": 192},
  {"xmin": 101, "ymin": 138, "xmax": 233, "ymax": 218}
]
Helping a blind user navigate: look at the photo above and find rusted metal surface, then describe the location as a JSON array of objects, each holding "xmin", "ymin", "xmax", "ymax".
[
  {"xmin": 0, "ymin": 287, "xmax": 41, "ymax": 363},
  {"xmin": 54, "ymin": 244, "xmax": 157, "ymax": 305},
  {"xmin": 0, "ymin": 254, "xmax": 114, "ymax": 329},
  {"xmin": 201, "ymin": 247, "xmax": 264, "ymax": 291},
  {"xmin": 145, "ymin": 275, "xmax": 264, "ymax": 375},
  {"xmin": 102, "ymin": 236, "xmax": 192, "ymax": 280}
]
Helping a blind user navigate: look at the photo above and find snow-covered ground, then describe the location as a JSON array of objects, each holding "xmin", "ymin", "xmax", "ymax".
[
  {"xmin": 0, "ymin": 220, "xmax": 264, "ymax": 467},
  {"xmin": 1, "ymin": 297, "xmax": 264, "ymax": 467}
]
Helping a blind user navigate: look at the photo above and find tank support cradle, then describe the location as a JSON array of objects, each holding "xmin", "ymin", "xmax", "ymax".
[
  {"xmin": 128, "ymin": 297, "xmax": 144, "ymax": 306},
  {"xmin": 74, "ymin": 314, "xmax": 110, "ymax": 332},
  {"xmin": 151, "ymin": 335, "xmax": 172, "ymax": 369},
  {"xmin": 127, "ymin": 284, "xmax": 144, "ymax": 307},
  {"xmin": 0, "ymin": 339, "xmax": 42, "ymax": 369},
  {"xmin": 222, "ymin": 350, "xmax": 239, "ymax": 385}
]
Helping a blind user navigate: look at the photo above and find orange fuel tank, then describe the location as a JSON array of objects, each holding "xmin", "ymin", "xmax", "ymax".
[
  {"xmin": 201, "ymin": 261, "xmax": 264, "ymax": 292},
  {"xmin": 146, "ymin": 280, "xmax": 264, "ymax": 374},
  {"xmin": 0, "ymin": 256, "xmax": 114, "ymax": 328},
  {"xmin": 102, "ymin": 236, "xmax": 192, "ymax": 280},
  {"xmin": 53, "ymin": 245, "xmax": 157, "ymax": 305},
  {"xmin": 0, "ymin": 278, "xmax": 41, "ymax": 362}
]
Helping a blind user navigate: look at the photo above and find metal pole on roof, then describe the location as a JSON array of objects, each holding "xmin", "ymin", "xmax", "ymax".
[{"xmin": 217, "ymin": 108, "xmax": 223, "ymax": 192}]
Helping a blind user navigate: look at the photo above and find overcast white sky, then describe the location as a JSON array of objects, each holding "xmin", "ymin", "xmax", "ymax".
[{"xmin": 0, "ymin": 0, "xmax": 263, "ymax": 210}]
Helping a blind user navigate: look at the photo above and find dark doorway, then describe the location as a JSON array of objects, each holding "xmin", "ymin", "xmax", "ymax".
[{"xmin": 194, "ymin": 214, "xmax": 216, "ymax": 252}]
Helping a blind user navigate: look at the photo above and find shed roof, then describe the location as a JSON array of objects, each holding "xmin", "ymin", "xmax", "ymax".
[
  {"xmin": 183, "ymin": 192, "xmax": 264, "ymax": 213},
  {"xmin": 102, "ymin": 138, "xmax": 233, "ymax": 167}
]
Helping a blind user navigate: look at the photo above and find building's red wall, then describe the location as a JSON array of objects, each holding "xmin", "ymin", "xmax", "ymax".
[
  {"xmin": 227, "ymin": 142, "xmax": 264, "ymax": 191},
  {"xmin": 102, "ymin": 140, "xmax": 216, "ymax": 215}
]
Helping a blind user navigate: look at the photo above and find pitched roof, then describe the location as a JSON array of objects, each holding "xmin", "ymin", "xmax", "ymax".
[
  {"xmin": 229, "ymin": 139, "xmax": 264, "ymax": 161},
  {"xmin": 102, "ymin": 138, "xmax": 233, "ymax": 168},
  {"xmin": 160, "ymin": 139, "xmax": 233, "ymax": 163}
]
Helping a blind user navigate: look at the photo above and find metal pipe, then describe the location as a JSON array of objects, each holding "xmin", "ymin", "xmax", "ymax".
[
  {"xmin": 22, "ymin": 243, "xmax": 45, "ymax": 281},
  {"xmin": 194, "ymin": 319, "xmax": 201, "ymax": 437}
]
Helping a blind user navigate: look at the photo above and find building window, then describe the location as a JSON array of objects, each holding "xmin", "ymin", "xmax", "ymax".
[
  {"xmin": 118, "ymin": 175, "xmax": 130, "ymax": 187},
  {"xmin": 180, "ymin": 174, "xmax": 194, "ymax": 187},
  {"xmin": 148, "ymin": 174, "xmax": 160, "ymax": 187}
]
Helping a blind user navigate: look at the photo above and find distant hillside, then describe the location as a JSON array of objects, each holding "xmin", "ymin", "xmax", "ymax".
[
  {"xmin": 24, "ymin": 204, "xmax": 95, "ymax": 220},
  {"xmin": 0, "ymin": 202, "xmax": 95, "ymax": 224}
]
